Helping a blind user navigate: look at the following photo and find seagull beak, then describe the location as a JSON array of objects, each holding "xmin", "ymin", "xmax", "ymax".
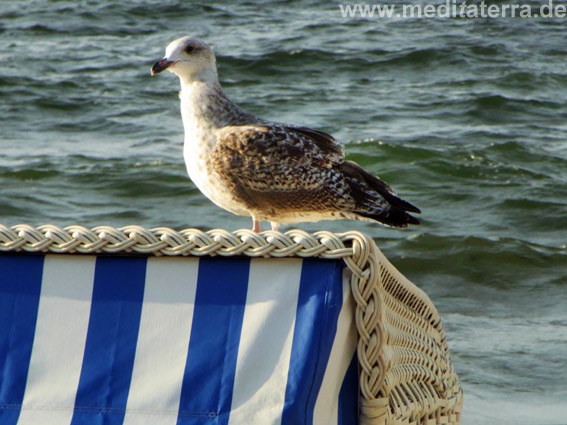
[{"xmin": 151, "ymin": 58, "xmax": 174, "ymax": 75}]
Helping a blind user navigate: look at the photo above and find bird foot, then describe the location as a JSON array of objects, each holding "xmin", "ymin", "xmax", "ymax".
[
  {"xmin": 252, "ymin": 218, "xmax": 261, "ymax": 233},
  {"xmin": 270, "ymin": 222, "xmax": 280, "ymax": 232}
]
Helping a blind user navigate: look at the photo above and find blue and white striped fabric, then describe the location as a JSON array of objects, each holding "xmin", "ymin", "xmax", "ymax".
[{"xmin": 0, "ymin": 254, "xmax": 358, "ymax": 425}]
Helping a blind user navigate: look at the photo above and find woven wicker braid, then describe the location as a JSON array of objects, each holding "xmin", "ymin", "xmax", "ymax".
[{"xmin": 0, "ymin": 224, "xmax": 463, "ymax": 424}]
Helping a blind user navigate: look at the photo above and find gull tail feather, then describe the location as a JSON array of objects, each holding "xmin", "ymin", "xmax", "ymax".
[
  {"xmin": 339, "ymin": 160, "xmax": 421, "ymax": 228},
  {"xmin": 354, "ymin": 207, "xmax": 420, "ymax": 228}
]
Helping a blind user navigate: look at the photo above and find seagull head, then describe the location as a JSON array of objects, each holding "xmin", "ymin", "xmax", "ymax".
[{"xmin": 151, "ymin": 36, "xmax": 217, "ymax": 84}]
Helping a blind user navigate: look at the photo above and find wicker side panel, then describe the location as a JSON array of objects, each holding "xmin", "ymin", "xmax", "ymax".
[{"xmin": 359, "ymin": 244, "xmax": 463, "ymax": 425}]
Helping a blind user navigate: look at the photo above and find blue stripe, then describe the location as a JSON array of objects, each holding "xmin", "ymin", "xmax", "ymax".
[
  {"xmin": 338, "ymin": 353, "xmax": 359, "ymax": 425},
  {"xmin": 0, "ymin": 254, "xmax": 44, "ymax": 425},
  {"xmin": 281, "ymin": 259, "xmax": 344, "ymax": 425},
  {"xmin": 177, "ymin": 257, "xmax": 250, "ymax": 425},
  {"xmin": 70, "ymin": 257, "xmax": 147, "ymax": 425}
]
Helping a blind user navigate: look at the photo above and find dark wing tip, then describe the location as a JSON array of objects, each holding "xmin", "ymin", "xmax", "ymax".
[
  {"xmin": 356, "ymin": 206, "xmax": 420, "ymax": 228},
  {"xmin": 393, "ymin": 196, "xmax": 421, "ymax": 215},
  {"xmin": 339, "ymin": 160, "xmax": 421, "ymax": 227}
]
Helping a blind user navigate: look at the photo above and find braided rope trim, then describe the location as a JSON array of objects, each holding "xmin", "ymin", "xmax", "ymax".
[
  {"xmin": 0, "ymin": 224, "xmax": 359, "ymax": 258},
  {"xmin": 0, "ymin": 224, "xmax": 385, "ymax": 406}
]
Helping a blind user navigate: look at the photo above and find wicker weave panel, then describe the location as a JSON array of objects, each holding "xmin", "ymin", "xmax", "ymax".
[
  {"xmin": 361, "ymin": 245, "xmax": 463, "ymax": 425},
  {"xmin": 0, "ymin": 224, "xmax": 463, "ymax": 424}
]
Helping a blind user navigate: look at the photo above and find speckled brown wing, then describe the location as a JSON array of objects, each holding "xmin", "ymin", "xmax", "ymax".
[{"xmin": 209, "ymin": 124, "xmax": 356, "ymax": 217}]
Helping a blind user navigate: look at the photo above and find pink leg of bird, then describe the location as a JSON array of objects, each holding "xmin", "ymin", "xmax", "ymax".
[
  {"xmin": 271, "ymin": 222, "xmax": 280, "ymax": 232},
  {"xmin": 252, "ymin": 218, "xmax": 261, "ymax": 233}
]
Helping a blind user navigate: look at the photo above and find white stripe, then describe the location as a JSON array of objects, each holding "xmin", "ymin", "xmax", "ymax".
[
  {"xmin": 122, "ymin": 257, "xmax": 199, "ymax": 425},
  {"xmin": 313, "ymin": 268, "xmax": 357, "ymax": 425},
  {"xmin": 17, "ymin": 255, "xmax": 96, "ymax": 425},
  {"xmin": 228, "ymin": 258, "xmax": 303, "ymax": 425},
  {"xmin": 124, "ymin": 258, "xmax": 199, "ymax": 425}
]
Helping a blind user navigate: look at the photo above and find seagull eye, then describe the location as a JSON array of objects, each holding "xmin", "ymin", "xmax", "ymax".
[{"xmin": 185, "ymin": 45, "xmax": 194, "ymax": 54}]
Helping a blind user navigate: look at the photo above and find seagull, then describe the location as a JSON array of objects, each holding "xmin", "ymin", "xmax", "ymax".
[{"xmin": 151, "ymin": 36, "xmax": 420, "ymax": 232}]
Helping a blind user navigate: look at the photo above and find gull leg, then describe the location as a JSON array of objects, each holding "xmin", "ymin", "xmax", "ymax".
[
  {"xmin": 252, "ymin": 217, "xmax": 261, "ymax": 233},
  {"xmin": 271, "ymin": 222, "xmax": 280, "ymax": 232}
]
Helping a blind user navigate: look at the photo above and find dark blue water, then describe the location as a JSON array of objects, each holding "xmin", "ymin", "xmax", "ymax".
[{"xmin": 1, "ymin": 2, "xmax": 566, "ymax": 423}]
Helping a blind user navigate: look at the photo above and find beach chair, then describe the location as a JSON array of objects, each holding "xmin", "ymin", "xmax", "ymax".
[{"xmin": 0, "ymin": 225, "xmax": 463, "ymax": 425}]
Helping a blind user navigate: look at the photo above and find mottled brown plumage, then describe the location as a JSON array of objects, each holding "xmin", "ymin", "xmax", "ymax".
[{"xmin": 152, "ymin": 36, "xmax": 420, "ymax": 231}]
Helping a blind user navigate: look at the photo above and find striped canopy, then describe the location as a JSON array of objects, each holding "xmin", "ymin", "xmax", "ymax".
[{"xmin": 0, "ymin": 254, "xmax": 358, "ymax": 425}]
